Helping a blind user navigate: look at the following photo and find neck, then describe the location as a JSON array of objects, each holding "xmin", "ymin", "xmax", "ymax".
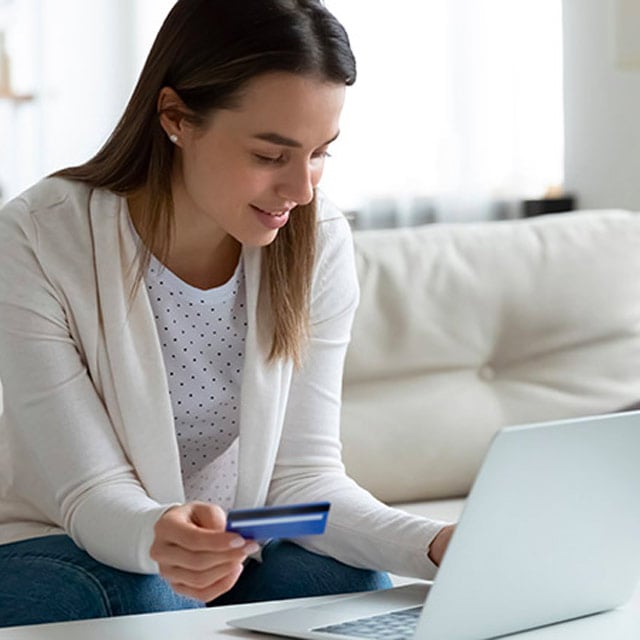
[
  {"xmin": 127, "ymin": 186, "xmax": 242, "ymax": 291},
  {"xmin": 165, "ymin": 233, "xmax": 241, "ymax": 290}
]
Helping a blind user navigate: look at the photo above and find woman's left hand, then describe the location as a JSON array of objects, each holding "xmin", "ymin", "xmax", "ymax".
[{"xmin": 427, "ymin": 524, "xmax": 456, "ymax": 566}]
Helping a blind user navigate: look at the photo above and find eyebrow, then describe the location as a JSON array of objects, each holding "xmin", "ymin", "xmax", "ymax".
[{"xmin": 252, "ymin": 131, "xmax": 340, "ymax": 148}]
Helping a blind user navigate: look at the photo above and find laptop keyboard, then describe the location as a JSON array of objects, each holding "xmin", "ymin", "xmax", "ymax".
[{"xmin": 313, "ymin": 606, "xmax": 422, "ymax": 639}]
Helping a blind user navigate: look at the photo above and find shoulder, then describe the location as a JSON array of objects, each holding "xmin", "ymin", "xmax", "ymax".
[
  {"xmin": 0, "ymin": 177, "xmax": 94, "ymax": 237},
  {"xmin": 309, "ymin": 191, "xmax": 359, "ymax": 316},
  {"xmin": 0, "ymin": 178, "xmax": 123, "ymax": 253},
  {"xmin": 0, "ymin": 178, "xmax": 124, "ymax": 290},
  {"xmin": 1, "ymin": 177, "xmax": 93, "ymax": 217},
  {"xmin": 314, "ymin": 190, "xmax": 354, "ymax": 256},
  {"xmin": 315, "ymin": 190, "xmax": 351, "ymax": 228}
]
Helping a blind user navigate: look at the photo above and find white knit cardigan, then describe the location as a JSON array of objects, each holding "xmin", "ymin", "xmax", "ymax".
[{"xmin": 0, "ymin": 178, "xmax": 443, "ymax": 579}]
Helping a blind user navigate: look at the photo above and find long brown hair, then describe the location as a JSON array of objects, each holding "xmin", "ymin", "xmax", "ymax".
[{"xmin": 54, "ymin": 0, "xmax": 356, "ymax": 366}]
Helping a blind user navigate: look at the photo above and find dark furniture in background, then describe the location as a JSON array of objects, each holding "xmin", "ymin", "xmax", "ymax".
[{"xmin": 522, "ymin": 195, "xmax": 576, "ymax": 217}]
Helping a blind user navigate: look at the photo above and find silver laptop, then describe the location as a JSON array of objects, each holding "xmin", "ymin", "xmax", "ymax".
[{"xmin": 228, "ymin": 410, "xmax": 640, "ymax": 639}]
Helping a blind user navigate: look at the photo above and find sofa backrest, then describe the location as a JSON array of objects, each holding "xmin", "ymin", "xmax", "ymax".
[{"xmin": 341, "ymin": 210, "xmax": 640, "ymax": 503}]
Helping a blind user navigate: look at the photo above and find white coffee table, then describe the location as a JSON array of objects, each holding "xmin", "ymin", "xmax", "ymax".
[{"xmin": 1, "ymin": 582, "xmax": 639, "ymax": 639}]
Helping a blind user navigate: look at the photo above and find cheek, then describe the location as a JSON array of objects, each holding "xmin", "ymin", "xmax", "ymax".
[
  {"xmin": 181, "ymin": 149, "xmax": 213, "ymax": 191},
  {"xmin": 182, "ymin": 151, "xmax": 238, "ymax": 200}
]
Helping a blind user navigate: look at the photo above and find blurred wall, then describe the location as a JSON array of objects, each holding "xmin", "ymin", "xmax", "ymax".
[{"xmin": 563, "ymin": 0, "xmax": 640, "ymax": 210}]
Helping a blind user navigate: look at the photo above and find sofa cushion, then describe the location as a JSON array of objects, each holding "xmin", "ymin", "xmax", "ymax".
[{"xmin": 341, "ymin": 211, "xmax": 640, "ymax": 503}]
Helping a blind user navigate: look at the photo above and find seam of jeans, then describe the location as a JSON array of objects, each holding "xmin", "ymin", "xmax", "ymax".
[{"xmin": 16, "ymin": 554, "xmax": 113, "ymax": 616}]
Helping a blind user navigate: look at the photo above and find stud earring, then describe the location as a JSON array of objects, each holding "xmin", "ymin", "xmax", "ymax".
[{"xmin": 169, "ymin": 134, "xmax": 178, "ymax": 144}]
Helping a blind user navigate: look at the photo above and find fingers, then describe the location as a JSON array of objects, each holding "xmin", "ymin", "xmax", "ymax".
[
  {"xmin": 152, "ymin": 539, "xmax": 259, "ymax": 571},
  {"xmin": 171, "ymin": 562, "xmax": 245, "ymax": 603},
  {"xmin": 161, "ymin": 560, "xmax": 243, "ymax": 590},
  {"xmin": 154, "ymin": 502, "xmax": 242, "ymax": 552},
  {"xmin": 189, "ymin": 502, "xmax": 226, "ymax": 530},
  {"xmin": 151, "ymin": 501, "xmax": 260, "ymax": 603},
  {"xmin": 151, "ymin": 539, "xmax": 257, "ymax": 601},
  {"xmin": 154, "ymin": 546, "xmax": 229, "ymax": 572}
]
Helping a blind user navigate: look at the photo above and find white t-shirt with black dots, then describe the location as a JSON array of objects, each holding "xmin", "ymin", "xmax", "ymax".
[{"xmin": 145, "ymin": 254, "xmax": 247, "ymax": 511}]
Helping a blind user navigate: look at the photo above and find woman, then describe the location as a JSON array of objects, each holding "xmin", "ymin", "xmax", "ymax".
[{"xmin": 0, "ymin": 0, "xmax": 454, "ymax": 626}]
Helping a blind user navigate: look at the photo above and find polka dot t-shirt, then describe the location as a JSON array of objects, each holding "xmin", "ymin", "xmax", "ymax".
[{"xmin": 145, "ymin": 254, "xmax": 247, "ymax": 511}]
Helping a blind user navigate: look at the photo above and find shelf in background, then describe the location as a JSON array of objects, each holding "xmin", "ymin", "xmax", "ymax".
[{"xmin": 0, "ymin": 91, "xmax": 34, "ymax": 103}]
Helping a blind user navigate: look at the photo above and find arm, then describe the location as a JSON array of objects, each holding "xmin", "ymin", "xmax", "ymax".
[
  {"xmin": 266, "ymin": 212, "xmax": 451, "ymax": 580},
  {"xmin": 0, "ymin": 204, "xmax": 173, "ymax": 573}
]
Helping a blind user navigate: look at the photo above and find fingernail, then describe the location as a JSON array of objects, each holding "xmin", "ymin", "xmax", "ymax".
[
  {"xmin": 229, "ymin": 537, "xmax": 245, "ymax": 548},
  {"xmin": 244, "ymin": 542, "xmax": 260, "ymax": 554}
]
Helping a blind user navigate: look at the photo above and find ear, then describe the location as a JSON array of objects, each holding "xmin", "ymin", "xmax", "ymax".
[{"xmin": 157, "ymin": 87, "xmax": 192, "ymax": 142}]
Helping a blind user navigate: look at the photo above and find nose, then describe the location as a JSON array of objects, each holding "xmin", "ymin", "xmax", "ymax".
[{"xmin": 277, "ymin": 160, "xmax": 316, "ymax": 206}]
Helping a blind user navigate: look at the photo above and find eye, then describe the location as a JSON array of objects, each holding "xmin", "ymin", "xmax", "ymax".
[
  {"xmin": 254, "ymin": 153, "xmax": 286, "ymax": 165},
  {"xmin": 312, "ymin": 150, "xmax": 332, "ymax": 160}
]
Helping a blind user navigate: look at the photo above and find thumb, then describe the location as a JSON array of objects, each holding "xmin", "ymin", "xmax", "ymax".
[{"xmin": 188, "ymin": 502, "xmax": 227, "ymax": 531}]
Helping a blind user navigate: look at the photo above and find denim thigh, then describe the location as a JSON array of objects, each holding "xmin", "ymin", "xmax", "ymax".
[
  {"xmin": 210, "ymin": 539, "xmax": 392, "ymax": 606},
  {"xmin": 0, "ymin": 535, "xmax": 203, "ymax": 628}
]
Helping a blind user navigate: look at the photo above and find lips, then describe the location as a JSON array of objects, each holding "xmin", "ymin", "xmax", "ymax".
[
  {"xmin": 251, "ymin": 205, "xmax": 291, "ymax": 230},
  {"xmin": 252, "ymin": 205, "xmax": 290, "ymax": 217}
]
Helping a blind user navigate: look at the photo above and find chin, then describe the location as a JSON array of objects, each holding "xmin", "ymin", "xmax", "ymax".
[{"xmin": 241, "ymin": 229, "xmax": 280, "ymax": 248}]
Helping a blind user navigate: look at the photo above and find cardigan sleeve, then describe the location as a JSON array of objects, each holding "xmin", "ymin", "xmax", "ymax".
[
  {"xmin": 0, "ymin": 199, "xmax": 170, "ymax": 574},
  {"xmin": 266, "ymin": 205, "xmax": 448, "ymax": 580}
]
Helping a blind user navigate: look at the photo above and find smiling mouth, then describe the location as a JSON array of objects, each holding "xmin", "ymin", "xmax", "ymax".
[{"xmin": 252, "ymin": 206, "xmax": 290, "ymax": 217}]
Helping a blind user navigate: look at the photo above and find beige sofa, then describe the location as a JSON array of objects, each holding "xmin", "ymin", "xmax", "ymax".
[{"xmin": 341, "ymin": 210, "xmax": 640, "ymax": 528}]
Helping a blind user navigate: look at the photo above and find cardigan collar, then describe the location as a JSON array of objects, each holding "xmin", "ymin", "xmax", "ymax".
[{"xmin": 88, "ymin": 188, "xmax": 292, "ymax": 509}]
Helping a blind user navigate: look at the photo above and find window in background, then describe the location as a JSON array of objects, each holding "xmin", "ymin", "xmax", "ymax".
[
  {"xmin": 0, "ymin": 0, "xmax": 563, "ymax": 227},
  {"xmin": 0, "ymin": 0, "xmax": 173, "ymax": 203},
  {"xmin": 324, "ymin": 0, "xmax": 564, "ymax": 226},
  {"xmin": 0, "ymin": 0, "xmax": 40, "ymax": 203}
]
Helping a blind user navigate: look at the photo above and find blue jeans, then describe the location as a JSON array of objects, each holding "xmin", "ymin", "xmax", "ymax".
[{"xmin": 0, "ymin": 535, "xmax": 391, "ymax": 627}]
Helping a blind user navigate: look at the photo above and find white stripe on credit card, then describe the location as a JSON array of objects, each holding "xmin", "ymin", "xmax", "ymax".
[{"xmin": 229, "ymin": 513, "xmax": 325, "ymax": 527}]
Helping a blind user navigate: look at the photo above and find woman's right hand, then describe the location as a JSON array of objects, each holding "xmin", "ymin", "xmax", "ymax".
[{"xmin": 150, "ymin": 502, "xmax": 259, "ymax": 602}]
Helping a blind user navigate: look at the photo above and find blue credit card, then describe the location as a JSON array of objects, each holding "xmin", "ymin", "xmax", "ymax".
[{"xmin": 226, "ymin": 501, "xmax": 330, "ymax": 541}]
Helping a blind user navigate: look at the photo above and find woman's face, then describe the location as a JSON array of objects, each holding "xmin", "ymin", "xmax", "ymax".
[{"xmin": 169, "ymin": 72, "xmax": 346, "ymax": 247}]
